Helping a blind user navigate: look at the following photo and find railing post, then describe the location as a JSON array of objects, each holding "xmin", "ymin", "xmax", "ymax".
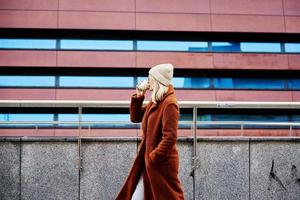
[
  {"xmin": 78, "ymin": 105, "xmax": 83, "ymax": 171},
  {"xmin": 241, "ymin": 123, "xmax": 244, "ymax": 136},
  {"xmin": 191, "ymin": 106, "xmax": 198, "ymax": 200}
]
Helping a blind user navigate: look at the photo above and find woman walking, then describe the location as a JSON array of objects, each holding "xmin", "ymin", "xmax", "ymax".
[{"xmin": 115, "ymin": 63, "xmax": 185, "ymax": 200}]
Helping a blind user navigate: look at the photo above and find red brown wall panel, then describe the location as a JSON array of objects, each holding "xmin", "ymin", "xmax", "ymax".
[
  {"xmin": 215, "ymin": 90, "xmax": 293, "ymax": 101},
  {"xmin": 0, "ymin": 129, "xmax": 55, "ymax": 137},
  {"xmin": 288, "ymin": 54, "xmax": 300, "ymax": 70},
  {"xmin": 218, "ymin": 129, "xmax": 296, "ymax": 137},
  {"xmin": 58, "ymin": 11, "xmax": 135, "ymax": 30},
  {"xmin": 0, "ymin": 0, "xmax": 58, "ymax": 10},
  {"xmin": 54, "ymin": 129, "xmax": 138, "ymax": 137},
  {"xmin": 0, "ymin": 88, "xmax": 56, "ymax": 100},
  {"xmin": 1, "ymin": 88, "xmax": 297, "ymax": 102},
  {"xmin": 0, "ymin": 50, "xmax": 295, "ymax": 71},
  {"xmin": 210, "ymin": 0, "xmax": 283, "ymax": 15},
  {"xmin": 292, "ymin": 91, "xmax": 300, "ymax": 101},
  {"xmin": 285, "ymin": 16, "xmax": 300, "ymax": 33},
  {"xmin": 213, "ymin": 53, "xmax": 289, "ymax": 70},
  {"xmin": 136, "ymin": 52, "xmax": 214, "ymax": 69},
  {"xmin": 59, "ymin": 0, "xmax": 135, "ymax": 12},
  {"xmin": 0, "ymin": 50, "xmax": 56, "ymax": 67},
  {"xmin": 136, "ymin": 13, "xmax": 211, "ymax": 31},
  {"xmin": 0, "ymin": 10, "xmax": 58, "ymax": 28},
  {"xmin": 211, "ymin": 15, "xmax": 285, "ymax": 33},
  {"xmin": 57, "ymin": 51, "xmax": 136, "ymax": 68},
  {"xmin": 55, "ymin": 89, "xmax": 133, "ymax": 100},
  {"xmin": 283, "ymin": 0, "xmax": 300, "ymax": 16},
  {"xmin": 176, "ymin": 90, "xmax": 216, "ymax": 101},
  {"xmin": 136, "ymin": 0, "xmax": 210, "ymax": 14}
]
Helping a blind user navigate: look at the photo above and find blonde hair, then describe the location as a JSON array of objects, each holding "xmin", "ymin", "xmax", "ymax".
[{"xmin": 149, "ymin": 75, "xmax": 169, "ymax": 104}]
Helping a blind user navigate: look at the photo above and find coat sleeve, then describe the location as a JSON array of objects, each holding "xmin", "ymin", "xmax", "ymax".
[
  {"xmin": 150, "ymin": 102, "xmax": 179, "ymax": 163},
  {"xmin": 130, "ymin": 94, "xmax": 147, "ymax": 123}
]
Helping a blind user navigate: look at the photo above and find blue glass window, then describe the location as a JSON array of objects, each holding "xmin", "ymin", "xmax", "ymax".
[
  {"xmin": 60, "ymin": 40, "xmax": 133, "ymax": 50},
  {"xmin": 285, "ymin": 43, "xmax": 300, "ymax": 53},
  {"xmin": 137, "ymin": 41, "xmax": 208, "ymax": 52},
  {"xmin": 215, "ymin": 114, "xmax": 289, "ymax": 128},
  {"xmin": 58, "ymin": 114, "xmax": 132, "ymax": 128},
  {"xmin": 137, "ymin": 77, "xmax": 210, "ymax": 89},
  {"xmin": 212, "ymin": 42, "xmax": 241, "ymax": 52},
  {"xmin": 0, "ymin": 39, "xmax": 56, "ymax": 49},
  {"xmin": 173, "ymin": 77, "xmax": 210, "ymax": 88},
  {"xmin": 214, "ymin": 78, "xmax": 285, "ymax": 89},
  {"xmin": 240, "ymin": 42, "xmax": 281, "ymax": 52},
  {"xmin": 0, "ymin": 113, "xmax": 54, "ymax": 127},
  {"xmin": 212, "ymin": 42, "xmax": 281, "ymax": 52},
  {"xmin": 292, "ymin": 115, "xmax": 300, "ymax": 122},
  {"xmin": 59, "ymin": 76, "xmax": 134, "ymax": 88},
  {"xmin": 0, "ymin": 76, "xmax": 55, "ymax": 87},
  {"xmin": 288, "ymin": 79, "xmax": 300, "ymax": 89},
  {"xmin": 58, "ymin": 114, "xmax": 129, "ymax": 122}
]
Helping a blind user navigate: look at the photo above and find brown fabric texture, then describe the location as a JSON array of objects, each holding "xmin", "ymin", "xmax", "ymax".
[{"xmin": 115, "ymin": 84, "xmax": 185, "ymax": 200}]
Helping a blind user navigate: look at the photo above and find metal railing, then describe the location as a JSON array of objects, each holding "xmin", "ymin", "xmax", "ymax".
[{"xmin": 1, "ymin": 100, "xmax": 300, "ymax": 200}]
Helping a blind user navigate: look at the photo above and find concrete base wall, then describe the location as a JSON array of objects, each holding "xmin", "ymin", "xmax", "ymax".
[{"xmin": 0, "ymin": 137, "xmax": 299, "ymax": 200}]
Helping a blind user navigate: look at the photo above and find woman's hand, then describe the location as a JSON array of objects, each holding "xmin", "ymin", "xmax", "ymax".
[
  {"xmin": 136, "ymin": 87, "xmax": 147, "ymax": 97},
  {"xmin": 136, "ymin": 79, "xmax": 149, "ymax": 97}
]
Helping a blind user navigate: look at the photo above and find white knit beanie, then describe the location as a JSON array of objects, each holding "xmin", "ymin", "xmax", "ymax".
[{"xmin": 148, "ymin": 63, "xmax": 174, "ymax": 86}]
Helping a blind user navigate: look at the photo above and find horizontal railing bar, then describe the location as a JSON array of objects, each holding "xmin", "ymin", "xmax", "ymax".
[
  {"xmin": 1, "ymin": 100, "xmax": 300, "ymax": 109},
  {"xmin": 1, "ymin": 121, "xmax": 300, "ymax": 126}
]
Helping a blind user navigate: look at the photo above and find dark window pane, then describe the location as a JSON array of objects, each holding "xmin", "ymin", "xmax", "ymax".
[
  {"xmin": 0, "ymin": 39, "xmax": 56, "ymax": 49},
  {"xmin": 288, "ymin": 79, "xmax": 300, "ymax": 89},
  {"xmin": 137, "ymin": 41, "xmax": 208, "ymax": 52},
  {"xmin": 60, "ymin": 39, "xmax": 133, "ymax": 50},
  {"xmin": 214, "ymin": 78, "xmax": 285, "ymax": 89}
]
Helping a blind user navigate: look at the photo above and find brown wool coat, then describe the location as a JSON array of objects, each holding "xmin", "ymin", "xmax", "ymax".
[{"xmin": 115, "ymin": 84, "xmax": 185, "ymax": 200}]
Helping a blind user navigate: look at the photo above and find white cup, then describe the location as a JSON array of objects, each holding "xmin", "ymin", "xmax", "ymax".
[{"xmin": 137, "ymin": 79, "xmax": 150, "ymax": 91}]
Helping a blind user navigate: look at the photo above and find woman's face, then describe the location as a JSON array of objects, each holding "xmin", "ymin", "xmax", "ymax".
[{"xmin": 148, "ymin": 75, "xmax": 155, "ymax": 91}]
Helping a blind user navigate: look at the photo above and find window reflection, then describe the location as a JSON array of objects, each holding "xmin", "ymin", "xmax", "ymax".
[
  {"xmin": 137, "ymin": 41, "xmax": 208, "ymax": 52},
  {"xmin": 173, "ymin": 77, "xmax": 210, "ymax": 88},
  {"xmin": 212, "ymin": 42, "xmax": 241, "ymax": 52},
  {"xmin": 214, "ymin": 78, "xmax": 285, "ymax": 89},
  {"xmin": 0, "ymin": 76, "xmax": 55, "ymax": 87},
  {"xmin": 288, "ymin": 79, "xmax": 300, "ymax": 89},
  {"xmin": 0, "ymin": 39, "xmax": 56, "ymax": 49},
  {"xmin": 59, "ymin": 76, "xmax": 134, "ymax": 88},
  {"xmin": 0, "ymin": 38, "xmax": 298, "ymax": 53},
  {"xmin": 60, "ymin": 39, "xmax": 133, "ymax": 50},
  {"xmin": 0, "ymin": 113, "xmax": 54, "ymax": 127},
  {"xmin": 285, "ymin": 43, "xmax": 300, "ymax": 53},
  {"xmin": 0, "ymin": 113, "xmax": 298, "ymax": 129},
  {"xmin": 0, "ymin": 75, "xmax": 299, "ymax": 90}
]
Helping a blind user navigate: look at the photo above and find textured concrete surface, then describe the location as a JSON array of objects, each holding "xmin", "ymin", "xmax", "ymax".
[
  {"xmin": 0, "ymin": 142, "xmax": 20, "ymax": 200},
  {"xmin": 250, "ymin": 142, "xmax": 300, "ymax": 200},
  {"xmin": 196, "ymin": 141, "xmax": 249, "ymax": 200},
  {"xmin": 21, "ymin": 142, "xmax": 78, "ymax": 200},
  {"xmin": 1, "ymin": 138, "xmax": 300, "ymax": 200},
  {"xmin": 177, "ymin": 142, "xmax": 194, "ymax": 200},
  {"xmin": 80, "ymin": 141, "xmax": 136, "ymax": 200}
]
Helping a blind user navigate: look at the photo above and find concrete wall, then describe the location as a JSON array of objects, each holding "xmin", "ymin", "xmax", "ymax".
[{"xmin": 0, "ymin": 137, "xmax": 299, "ymax": 200}]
